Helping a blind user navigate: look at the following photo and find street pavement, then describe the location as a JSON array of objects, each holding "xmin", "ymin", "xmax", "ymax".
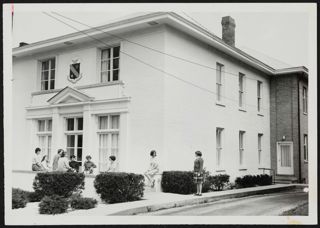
[{"xmin": 139, "ymin": 190, "xmax": 308, "ymax": 216}]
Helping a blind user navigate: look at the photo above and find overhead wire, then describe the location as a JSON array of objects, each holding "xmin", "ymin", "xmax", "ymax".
[{"xmin": 42, "ymin": 11, "xmax": 299, "ymax": 112}]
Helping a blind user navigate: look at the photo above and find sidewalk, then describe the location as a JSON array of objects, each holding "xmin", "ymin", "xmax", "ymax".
[{"xmin": 10, "ymin": 183, "xmax": 306, "ymax": 217}]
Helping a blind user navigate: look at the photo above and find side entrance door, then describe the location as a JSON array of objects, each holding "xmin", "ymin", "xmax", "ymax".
[{"xmin": 276, "ymin": 141, "xmax": 294, "ymax": 175}]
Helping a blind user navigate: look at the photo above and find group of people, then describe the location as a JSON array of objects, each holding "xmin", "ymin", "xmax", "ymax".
[
  {"xmin": 32, "ymin": 147, "xmax": 204, "ymax": 195},
  {"xmin": 32, "ymin": 148, "xmax": 117, "ymax": 174}
]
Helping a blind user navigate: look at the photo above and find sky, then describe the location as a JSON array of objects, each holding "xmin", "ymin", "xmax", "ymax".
[{"xmin": 9, "ymin": 3, "xmax": 315, "ymax": 69}]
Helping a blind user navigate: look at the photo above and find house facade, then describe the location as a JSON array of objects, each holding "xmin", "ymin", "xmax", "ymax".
[{"xmin": 11, "ymin": 12, "xmax": 308, "ymax": 183}]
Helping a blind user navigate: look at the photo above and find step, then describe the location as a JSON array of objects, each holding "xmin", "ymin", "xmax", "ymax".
[{"xmin": 275, "ymin": 175, "xmax": 298, "ymax": 184}]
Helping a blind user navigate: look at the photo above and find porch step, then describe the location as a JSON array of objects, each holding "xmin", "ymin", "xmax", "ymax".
[{"xmin": 274, "ymin": 175, "xmax": 298, "ymax": 184}]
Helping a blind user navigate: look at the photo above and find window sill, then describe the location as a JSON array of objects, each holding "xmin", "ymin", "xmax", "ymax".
[
  {"xmin": 216, "ymin": 102, "xmax": 226, "ymax": 107},
  {"xmin": 238, "ymin": 168, "xmax": 247, "ymax": 171},
  {"xmin": 303, "ymin": 112, "xmax": 307, "ymax": 116},
  {"xmin": 215, "ymin": 169, "xmax": 226, "ymax": 173},
  {"xmin": 239, "ymin": 108, "xmax": 246, "ymax": 112},
  {"xmin": 304, "ymin": 160, "xmax": 308, "ymax": 164},
  {"xmin": 257, "ymin": 113, "xmax": 264, "ymax": 117}
]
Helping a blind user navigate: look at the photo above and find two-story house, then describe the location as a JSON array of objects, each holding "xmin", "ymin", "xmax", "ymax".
[{"xmin": 11, "ymin": 12, "xmax": 308, "ymax": 187}]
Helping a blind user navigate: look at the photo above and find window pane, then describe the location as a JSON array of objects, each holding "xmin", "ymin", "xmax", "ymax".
[
  {"xmin": 66, "ymin": 148, "xmax": 74, "ymax": 159},
  {"xmin": 113, "ymin": 46, "xmax": 120, "ymax": 57},
  {"xmin": 42, "ymin": 61, "xmax": 49, "ymax": 70},
  {"xmin": 67, "ymin": 135, "xmax": 75, "ymax": 147},
  {"xmin": 101, "ymin": 72, "xmax": 108, "ymax": 82},
  {"xmin": 77, "ymin": 148, "xmax": 82, "ymax": 161},
  {"xmin": 50, "ymin": 70, "xmax": 55, "ymax": 79},
  {"xmin": 42, "ymin": 71, "xmax": 49, "ymax": 81},
  {"xmin": 50, "ymin": 59, "xmax": 55, "ymax": 69},
  {"xmin": 111, "ymin": 115, "xmax": 119, "ymax": 129},
  {"xmin": 77, "ymin": 135, "xmax": 83, "ymax": 147},
  {"xmin": 101, "ymin": 60, "xmax": 109, "ymax": 72},
  {"xmin": 39, "ymin": 136, "xmax": 46, "ymax": 150},
  {"xmin": 113, "ymin": 58, "xmax": 119, "ymax": 69},
  {"xmin": 77, "ymin": 118, "xmax": 83, "ymax": 130},
  {"xmin": 50, "ymin": 80, "xmax": 55, "ymax": 90},
  {"xmin": 99, "ymin": 116, "xmax": 108, "ymax": 129},
  {"xmin": 38, "ymin": 120, "xmax": 45, "ymax": 132},
  {"xmin": 67, "ymin": 118, "xmax": 74, "ymax": 131},
  {"xmin": 44, "ymin": 81, "xmax": 49, "ymax": 90},
  {"xmin": 111, "ymin": 133, "xmax": 119, "ymax": 156},
  {"xmin": 113, "ymin": 70, "xmax": 119, "ymax": 81},
  {"xmin": 47, "ymin": 119, "xmax": 52, "ymax": 131},
  {"xmin": 102, "ymin": 49, "xmax": 110, "ymax": 60}
]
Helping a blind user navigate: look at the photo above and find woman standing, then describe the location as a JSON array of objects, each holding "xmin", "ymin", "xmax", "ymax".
[
  {"xmin": 193, "ymin": 151, "xmax": 204, "ymax": 196},
  {"xmin": 106, "ymin": 155, "xmax": 117, "ymax": 172}
]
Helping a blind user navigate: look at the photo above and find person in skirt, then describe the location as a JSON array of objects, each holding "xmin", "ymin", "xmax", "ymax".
[{"xmin": 193, "ymin": 151, "xmax": 204, "ymax": 196}]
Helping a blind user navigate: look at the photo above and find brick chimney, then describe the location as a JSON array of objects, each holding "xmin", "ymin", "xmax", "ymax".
[{"xmin": 221, "ymin": 16, "xmax": 236, "ymax": 46}]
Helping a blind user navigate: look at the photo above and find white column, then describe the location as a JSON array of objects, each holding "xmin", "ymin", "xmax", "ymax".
[
  {"xmin": 83, "ymin": 105, "xmax": 95, "ymax": 164},
  {"xmin": 52, "ymin": 107, "xmax": 64, "ymax": 158},
  {"xmin": 26, "ymin": 119, "xmax": 37, "ymax": 171},
  {"xmin": 119, "ymin": 112, "xmax": 128, "ymax": 172}
]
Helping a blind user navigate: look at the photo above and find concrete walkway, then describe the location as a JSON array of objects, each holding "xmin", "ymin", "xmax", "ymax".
[{"xmin": 10, "ymin": 184, "xmax": 307, "ymax": 217}]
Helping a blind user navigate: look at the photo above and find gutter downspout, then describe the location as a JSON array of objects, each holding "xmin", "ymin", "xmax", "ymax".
[{"xmin": 297, "ymin": 75, "xmax": 302, "ymax": 183}]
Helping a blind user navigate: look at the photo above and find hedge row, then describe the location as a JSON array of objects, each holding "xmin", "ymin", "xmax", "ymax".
[
  {"xmin": 235, "ymin": 174, "xmax": 272, "ymax": 188},
  {"xmin": 94, "ymin": 172, "xmax": 144, "ymax": 204},
  {"xmin": 161, "ymin": 171, "xmax": 230, "ymax": 194}
]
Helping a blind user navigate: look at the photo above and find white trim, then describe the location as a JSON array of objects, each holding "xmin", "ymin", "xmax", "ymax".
[{"xmin": 26, "ymin": 97, "xmax": 131, "ymax": 110}]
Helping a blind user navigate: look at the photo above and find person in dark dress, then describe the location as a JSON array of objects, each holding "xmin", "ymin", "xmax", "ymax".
[
  {"xmin": 69, "ymin": 155, "xmax": 80, "ymax": 172},
  {"xmin": 193, "ymin": 151, "xmax": 204, "ymax": 196}
]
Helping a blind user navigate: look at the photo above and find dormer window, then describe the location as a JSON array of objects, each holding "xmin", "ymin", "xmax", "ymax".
[
  {"xmin": 101, "ymin": 46, "xmax": 120, "ymax": 83},
  {"xmin": 40, "ymin": 58, "xmax": 55, "ymax": 91}
]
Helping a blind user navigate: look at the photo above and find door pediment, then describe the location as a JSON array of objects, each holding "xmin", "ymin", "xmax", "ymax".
[{"xmin": 47, "ymin": 86, "xmax": 94, "ymax": 105}]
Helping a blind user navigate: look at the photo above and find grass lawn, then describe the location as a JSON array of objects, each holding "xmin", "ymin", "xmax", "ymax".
[{"xmin": 281, "ymin": 202, "xmax": 308, "ymax": 216}]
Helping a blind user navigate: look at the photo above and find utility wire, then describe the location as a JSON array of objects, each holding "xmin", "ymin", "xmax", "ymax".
[
  {"xmin": 43, "ymin": 12, "xmax": 290, "ymax": 112},
  {"xmin": 51, "ymin": 11, "xmax": 283, "ymax": 84}
]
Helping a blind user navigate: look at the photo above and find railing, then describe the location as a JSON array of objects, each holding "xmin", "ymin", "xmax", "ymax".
[{"xmin": 258, "ymin": 168, "xmax": 275, "ymax": 185}]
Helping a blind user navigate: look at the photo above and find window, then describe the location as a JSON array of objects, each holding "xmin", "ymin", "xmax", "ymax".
[
  {"xmin": 257, "ymin": 81, "xmax": 262, "ymax": 112},
  {"xmin": 216, "ymin": 63, "xmax": 224, "ymax": 102},
  {"xmin": 37, "ymin": 119, "xmax": 52, "ymax": 161},
  {"xmin": 239, "ymin": 73, "xmax": 245, "ymax": 108},
  {"xmin": 239, "ymin": 131, "xmax": 245, "ymax": 166},
  {"xmin": 258, "ymin": 134, "xmax": 263, "ymax": 164},
  {"xmin": 303, "ymin": 134, "xmax": 308, "ymax": 161},
  {"xmin": 216, "ymin": 128, "xmax": 224, "ymax": 167},
  {"xmin": 97, "ymin": 115, "xmax": 120, "ymax": 172},
  {"xmin": 65, "ymin": 117, "xmax": 83, "ymax": 163},
  {"xmin": 40, "ymin": 58, "xmax": 55, "ymax": 91},
  {"xmin": 303, "ymin": 87, "xmax": 308, "ymax": 114},
  {"xmin": 101, "ymin": 46, "xmax": 120, "ymax": 82}
]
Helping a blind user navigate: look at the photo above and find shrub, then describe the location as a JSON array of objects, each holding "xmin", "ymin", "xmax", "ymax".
[
  {"xmin": 70, "ymin": 196, "xmax": 98, "ymax": 210},
  {"xmin": 205, "ymin": 174, "xmax": 230, "ymax": 191},
  {"xmin": 94, "ymin": 172, "xmax": 144, "ymax": 204},
  {"xmin": 235, "ymin": 174, "xmax": 272, "ymax": 188},
  {"xmin": 12, "ymin": 188, "xmax": 28, "ymax": 209},
  {"xmin": 33, "ymin": 172, "xmax": 85, "ymax": 198},
  {"xmin": 27, "ymin": 191, "xmax": 44, "ymax": 202},
  {"xmin": 39, "ymin": 195, "xmax": 69, "ymax": 214},
  {"xmin": 161, "ymin": 171, "xmax": 195, "ymax": 194}
]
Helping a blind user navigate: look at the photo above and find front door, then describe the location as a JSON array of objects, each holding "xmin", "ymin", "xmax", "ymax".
[{"xmin": 277, "ymin": 142, "xmax": 294, "ymax": 175}]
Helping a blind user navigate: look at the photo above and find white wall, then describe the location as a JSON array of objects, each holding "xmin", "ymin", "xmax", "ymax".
[{"xmin": 162, "ymin": 26, "xmax": 271, "ymax": 180}]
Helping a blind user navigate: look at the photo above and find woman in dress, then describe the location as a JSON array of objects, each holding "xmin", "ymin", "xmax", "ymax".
[
  {"xmin": 144, "ymin": 150, "xmax": 159, "ymax": 188},
  {"xmin": 193, "ymin": 150, "xmax": 204, "ymax": 196},
  {"xmin": 106, "ymin": 155, "xmax": 117, "ymax": 172}
]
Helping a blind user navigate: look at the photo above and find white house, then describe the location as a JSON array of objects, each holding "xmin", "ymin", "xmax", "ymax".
[{"xmin": 11, "ymin": 12, "xmax": 308, "ymax": 186}]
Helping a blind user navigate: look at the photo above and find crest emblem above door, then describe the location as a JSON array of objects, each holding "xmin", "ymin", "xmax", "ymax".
[{"xmin": 68, "ymin": 59, "xmax": 82, "ymax": 83}]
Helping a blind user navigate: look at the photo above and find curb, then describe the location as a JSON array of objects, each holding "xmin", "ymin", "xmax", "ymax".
[{"xmin": 110, "ymin": 184, "xmax": 304, "ymax": 215}]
